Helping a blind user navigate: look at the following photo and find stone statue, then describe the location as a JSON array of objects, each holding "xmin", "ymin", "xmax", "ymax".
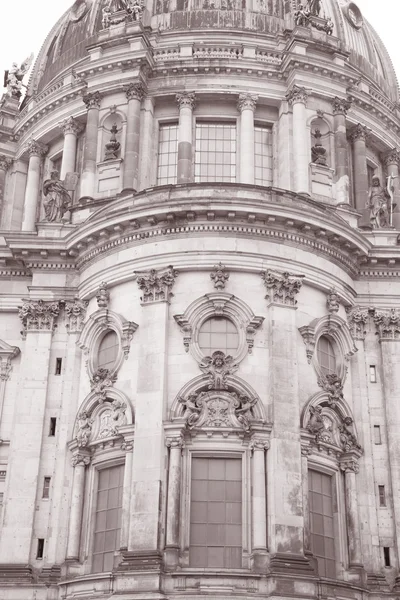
[
  {"xmin": 294, "ymin": 3, "xmax": 310, "ymax": 26},
  {"xmin": 319, "ymin": 373, "xmax": 344, "ymax": 407},
  {"xmin": 199, "ymin": 350, "xmax": 238, "ymax": 390},
  {"xmin": 307, "ymin": 0, "xmax": 321, "ymax": 16},
  {"xmin": 90, "ymin": 368, "xmax": 116, "ymax": 402},
  {"xmin": 339, "ymin": 417, "xmax": 361, "ymax": 452},
  {"xmin": 102, "ymin": 5, "xmax": 112, "ymax": 28},
  {"xmin": 179, "ymin": 394, "xmax": 202, "ymax": 428},
  {"xmin": 130, "ymin": 0, "xmax": 143, "ymax": 20},
  {"xmin": 325, "ymin": 16, "xmax": 334, "ymax": 35},
  {"xmin": 307, "ymin": 406, "xmax": 325, "ymax": 435},
  {"xmin": 367, "ymin": 176, "xmax": 391, "ymax": 229},
  {"xmin": 311, "ymin": 129, "xmax": 327, "ymax": 166},
  {"xmin": 4, "ymin": 54, "xmax": 34, "ymax": 98},
  {"xmin": 111, "ymin": 399, "xmax": 127, "ymax": 431},
  {"xmin": 104, "ymin": 123, "xmax": 121, "ymax": 160},
  {"xmin": 233, "ymin": 394, "xmax": 257, "ymax": 432},
  {"xmin": 42, "ymin": 170, "xmax": 71, "ymax": 223},
  {"xmin": 76, "ymin": 411, "xmax": 93, "ymax": 447}
]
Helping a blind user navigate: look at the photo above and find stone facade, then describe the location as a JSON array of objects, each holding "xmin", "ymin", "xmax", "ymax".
[{"xmin": 0, "ymin": 1, "xmax": 400, "ymax": 599}]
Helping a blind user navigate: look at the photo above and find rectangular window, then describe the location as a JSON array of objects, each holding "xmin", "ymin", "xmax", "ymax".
[
  {"xmin": 379, "ymin": 485, "xmax": 386, "ymax": 507},
  {"xmin": 55, "ymin": 358, "xmax": 62, "ymax": 375},
  {"xmin": 92, "ymin": 464, "xmax": 124, "ymax": 573},
  {"xmin": 254, "ymin": 125, "xmax": 273, "ymax": 187},
  {"xmin": 190, "ymin": 456, "xmax": 242, "ymax": 568},
  {"xmin": 370, "ymin": 365, "xmax": 377, "ymax": 383},
  {"xmin": 195, "ymin": 122, "xmax": 236, "ymax": 183},
  {"xmin": 384, "ymin": 547, "xmax": 391, "ymax": 567},
  {"xmin": 42, "ymin": 477, "xmax": 51, "ymax": 499},
  {"xmin": 374, "ymin": 425, "xmax": 382, "ymax": 445},
  {"xmin": 309, "ymin": 470, "xmax": 336, "ymax": 578},
  {"xmin": 49, "ymin": 418, "xmax": 57, "ymax": 437},
  {"xmin": 157, "ymin": 123, "xmax": 178, "ymax": 185},
  {"xmin": 36, "ymin": 539, "xmax": 45, "ymax": 559}
]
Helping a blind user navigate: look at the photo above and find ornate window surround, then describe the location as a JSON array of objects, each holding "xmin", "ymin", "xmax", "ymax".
[
  {"xmin": 174, "ymin": 293, "xmax": 264, "ymax": 362},
  {"xmin": 78, "ymin": 308, "xmax": 138, "ymax": 379}
]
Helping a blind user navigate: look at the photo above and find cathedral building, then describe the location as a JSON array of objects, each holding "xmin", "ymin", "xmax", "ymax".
[{"xmin": 1, "ymin": 0, "xmax": 400, "ymax": 598}]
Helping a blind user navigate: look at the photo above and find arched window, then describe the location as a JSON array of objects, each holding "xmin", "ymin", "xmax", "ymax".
[
  {"xmin": 316, "ymin": 336, "xmax": 336, "ymax": 376},
  {"xmin": 98, "ymin": 331, "xmax": 119, "ymax": 370},
  {"xmin": 198, "ymin": 317, "xmax": 239, "ymax": 355}
]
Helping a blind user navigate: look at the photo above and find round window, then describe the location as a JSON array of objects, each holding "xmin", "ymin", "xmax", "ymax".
[
  {"xmin": 316, "ymin": 335, "xmax": 337, "ymax": 376},
  {"xmin": 344, "ymin": 2, "xmax": 363, "ymax": 29},
  {"xmin": 198, "ymin": 317, "xmax": 239, "ymax": 356},
  {"xmin": 97, "ymin": 331, "xmax": 119, "ymax": 370}
]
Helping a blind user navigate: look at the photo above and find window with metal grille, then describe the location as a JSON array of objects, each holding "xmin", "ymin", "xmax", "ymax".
[
  {"xmin": 309, "ymin": 470, "xmax": 336, "ymax": 578},
  {"xmin": 190, "ymin": 457, "xmax": 242, "ymax": 568},
  {"xmin": 370, "ymin": 365, "xmax": 377, "ymax": 383},
  {"xmin": 379, "ymin": 485, "xmax": 386, "ymax": 507},
  {"xmin": 198, "ymin": 317, "xmax": 239, "ymax": 356},
  {"xmin": 42, "ymin": 477, "xmax": 51, "ymax": 499},
  {"xmin": 157, "ymin": 123, "xmax": 178, "ymax": 185},
  {"xmin": 316, "ymin": 336, "xmax": 337, "ymax": 376},
  {"xmin": 98, "ymin": 331, "xmax": 119, "ymax": 371},
  {"xmin": 92, "ymin": 464, "xmax": 124, "ymax": 573},
  {"xmin": 254, "ymin": 125, "xmax": 273, "ymax": 186},
  {"xmin": 195, "ymin": 122, "xmax": 236, "ymax": 183}
]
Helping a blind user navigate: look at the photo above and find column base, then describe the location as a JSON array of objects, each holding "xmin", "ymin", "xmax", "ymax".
[
  {"xmin": 0, "ymin": 563, "xmax": 34, "ymax": 582},
  {"xmin": 38, "ymin": 564, "xmax": 61, "ymax": 584},
  {"xmin": 367, "ymin": 572, "xmax": 390, "ymax": 592},
  {"xmin": 121, "ymin": 187, "xmax": 137, "ymax": 195},
  {"xmin": 117, "ymin": 550, "xmax": 163, "ymax": 571},
  {"xmin": 163, "ymin": 546, "xmax": 180, "ymax": 571},
  {"xmin": 251, "ymin": 548, "xmax": 269, "ymax": 574},
  {"xmin": 269, "ymin": 552, "xmax": 317, "ymax": 575}
]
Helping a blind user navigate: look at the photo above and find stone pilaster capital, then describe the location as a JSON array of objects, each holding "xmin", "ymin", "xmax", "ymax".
[
  {"xmin": 237, "ymin": 93, "xmax": 258, "ymax": 113},
  {"xmin": 176, "ymin": 92, "xmax": 196, "ymax": 111},
  {"xmin": 18, "ymin": 299, "xmax": 61, "ymax": 338},
  {"xmin": 332, "ymin": 96, "xmax": 352, "ymax": 116},
  {"xmin": 64, "ymin": 299, "xmax": 88, "ymax": 333},
  {"xmin": 261, "ymin": 269, "xmax": 303, "ymax": 307},
  {"xmin": 58, "ymin": 116, "xmax": 84, "ymax": 137},
  {"xmin": 125, "ymin": 82, "xmax": 146, "ymax": 102},
  {"xmin": 0, "ymin": 346, "xmax": 20, "ymax": 382},
  {"xmin": 0, "ymin": 155, "xmax": 12, "ymax": 172},
  {"xmin": 346, "ymin": 306, "xmax": 369, "ymax": 341},
  {"xmin": 340, "ymin": 458, "xmax": 359, "ymax": 474},
  {"xmin": 136, "ymin": 266, "xmax": 178, "ymax": 304},
  {"xmin": 71, "ymin": 453, "xmax": 91, "ymax": 467},
  {"xmin": 166, "ymin": 435, "xmax": 185, "ymax": 449},
  {"xmin": 121, "ymin": 440, "xmax": 134, "ymax": 452},
  {"xmin": 249, "ymin": 438, "xmax": 270, "ymax": 452},
  {"xmin": 286, "ymin": 85, "xmax": 308, "ymax": 106},
  {"xmin": 372, "ymin": 308, "xmax": 400, "ymax": 341},
  {"xmin": 26, "ymin": 139, "xmax": 48, "ymax": 159},
  {"xmin": 82, "ymin": 91, "xmax": 102, "ymax": 110},
  {"xmin": 349, "ymin": 123, "xmax": 369, "ymax": 143},
  {"xmin": 383, "ymin": 148, "xmax": 400, "ymax": 169},
  {"xmin": 301, "ymin": 444, "xmax": 312, "ymax": 457}
]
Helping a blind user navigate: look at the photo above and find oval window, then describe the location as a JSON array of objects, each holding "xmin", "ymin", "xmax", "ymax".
[
  {"xmin": 97, "ymin": 331, "xmax": 119, "ymax": 370},
  {"xmin": 316, "ymin": 335, "xmax": 337, "ymax": 376}
]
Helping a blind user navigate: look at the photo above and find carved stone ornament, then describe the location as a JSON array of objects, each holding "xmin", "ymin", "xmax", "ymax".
[
  {"xmin": 261, "ymin": 269, "xmax": 303, "ymax": 306},
  {"xmin": 383, "ymin": 148, "xmax": 400, "ymax": 169},
  {"xmin": 373, "ymin": 309, "xmax": 400, "ymax": 341},
  {"xmin": 71, "ymin": 454, "xmax": 91, "ymax": 467},
  {"xmin": 311, "ymin": 129, "xmax": 327, "ymax": 166},
  {"xmin": 179, "ymin": 390, "xmax": 257, "ymax": 432},
  {"xmin": 210, "ymin": 262, "xmax": 229, "ymax": 290},
  {"xmin": 90, "ymin": 368, "xmax": 117, "ymax": 403},
  {"xmin": 26, "ymin": 139, "xmax": 48, "ymax": 158},
  {"xmin": 64, "ymin": 299, "xmax": 89, "ymax": 333},
  {"xmin": 96, "ymin": 281, "xmax": 110, "ymax": 308},
  {"xmin": 246, "ymin": 317, "xmax": 264, "ymax": 354},
  {"xmin": 136, "ymin": 266, "xmax": 178, "ymax": 303},
  {"xmin": 176, "ymin": 92, "xmax": 196, "ymax": 110},
  {"xmin": 340, "ymin": 459, "xmax": 360, "ymax": 474},
  {"xmin": 338, "ymin": 417, "xmax": 362, "ymax": 452},
  {"xmin": 199, "ymin": 351, "xmax": 239, "ymax": 390},
  {"xmin": 326, "ymin": 287, "xmax": 340, "ymax": 314},
  {"xmin": 19, "ymin": 299, "xmax": 60, "ymax": 338},
  {"xmin": 0, "ymin": 155, "xmax": 12, "ymax": 172},
  {"xmin": 104, "ymin": 123, "xmax": 121, "ymax": 161},
  {"xmin": 97, "ymin": 400, "xmax": 127, "ymax": 440},
  {"xmin": 76, "ymin": 411, "xmax": 93, "ymax": 447},
  {"xmin": 332, "ymin": 96, "xmax": 352, "ymax": 116},
  {"xmin": 0, "ymin": 341, "xmax": 20, "ymax": 382},
  {"xmin": 237, "ymin": 93, "xmax": 258, "ymax": 113},
  {"xmin": 317, "ymin": 373, "xmax": 344, "ymax": 407},
  {"xmin": 286, "ymin": 85, "xmax": 308, "ymax": 106},
  {"xmin": 174, "ymin": 315, "xmax": 192, "ymax": 353},
  {"xmin": 249, "ymin": 438, "xmax": 270, "ymax": 452},
  {"xmin": 59, "ymin": 116, "xmax": 84, "ymax": 137},
  {"xmin": 69, "ymin": 0, "xmax": 90, "ymax": 22},
  {"xmin": 125, "ymin": 82, "xmax": 146, "ymax": 102},
  {"xmin": 166, "ymin": 435, "xmax": 185, "ymax": 449},
  {"xmin": 83, "ymin": 91, "xmax": 102, "ymax": 110},
  {"xmin": 349, "ymin": 123, "xmax": 369, "ymax": 143},
  {"xmin": 346, "ymin": 306, "xmax": 369, "ymax": 341}
]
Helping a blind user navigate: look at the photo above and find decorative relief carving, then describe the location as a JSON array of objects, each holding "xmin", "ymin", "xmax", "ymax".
[
  {"xmin": 339, "ymin": 417, "xmax": 362, "ymax": 452},
  {"xmin": 317, "ymin": 373, "xmax": 344, "ymax": 407},
  {"xmin": 176, "ymin": 92, "xmax": 196, "ymax": 110},
  {"xmin": 59, "ymin": 116, "xmax": 84, "ymax": 137},
  {"xmin": 210, "ymin": 262, "xmax": 229, "ymax": 290},
  {"xmin": 71, "ymin": 454, "xmax": 91, "ymax": 467},
  {"xmin": 90, "ymin": 368, "xmax": 117, "ymax": 402},
  {"xmin": 98, "ymin": 400, "xmax": 127, "ymax": 439},
  {"xmin": 96, "ymin": 281, "xmax": 109, "ymax": 308},
  {"xmin": 121, "ymin": 322, "xmax": 138, "ymax": 358},
  {"xmin": 19, "ymin": 299, "xmax": 60, "ymax": 338},
  {"xmin": 237, "ymin": 93, "xmax": 258, "ymax": 113},
  {"xmin": 179, "ymin": 391, "xmax": 257, "ymax": 432},
  {"xmin": 299, "ymin": 326, "xmax": 315, "ymax": 364},
  {"xmin": 136, "ymin": 266, "xmax": 178, "ymax": 303},
  {"xmin": 340, "ymin": 459, "xmax": 360, "ymax": 474},
  {"xmin": 373, "ymin": 309, "xmax": 400, "ymax": 341},
  {"xmin": 83, "ymin": 91, "xmax": 102, "ymax": 110},
  {"xmin": 0, "ymin": 342, "xmax": 20, "ymax": 382},
  {"xmin": 0, "ymin": 155, "xmax": 12, "ymax": 172},
  {"xmin": 246, "ymin": 317, "xmax": 264, "ymax": 354},
  {"xmin": 326, "ymin": 287, "xmax": 340, "ymax": 314},
  {"xmin": 332, "ymin": 97, "xmax": 352, "ymax": 116},
  {"xmin": 261, "ymin": 269, "xmax": 303, "ymax": 306},
  {"xmin": 249, "ymin": 438, "xmax": 270, "ymax": 452},
  {"xmin": 125, "ymin": 82, "xmax": 146, "ymax": 101},
  {"xmin": 199, "ymin": 351, "xmax": 238, "ymax": 390},
  {"xmin": 26, "ymin": 139, "xmax": 48, "ymax": 158},
  {"xmin": 286, "ymin": 85, "xmax": 308, "ymax": 106},
  {"xmin": 173, "ymin": 315, "xmax": 192, "ymax": 352},
  {"xmin": 64, "ymin": 299, "xmax": 88, "ymax": 333},
  {"xmin": 349, "ymin": 123, "xmax": 369, "ymax": 143},
  {"xmin": 346, "ymin": 306, "xmax": 369, "ymax": 341},
  {"xmin": 76, "ymin": 411, "xmax": 93, "ymax": 447}
]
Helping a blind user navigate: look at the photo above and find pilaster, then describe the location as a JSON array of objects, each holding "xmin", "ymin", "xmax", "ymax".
[
  {"xmin": 332, "ymin": 96, "xmax": 352, "ymax": 204},
  {"xmin": 237, "ymin": 93, "xmax": 257, "ymax": 185},
  {"xmin": 176, "ymin": 92, "xmax": 195, "ymax": 184}
]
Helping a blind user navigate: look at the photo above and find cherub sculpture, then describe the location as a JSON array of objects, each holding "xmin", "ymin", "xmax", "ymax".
[
  {"xmin": 339, "ymin": 417, "xmax": 361, "ymax": 452},
  {"xmin": 199, "ymin": 350, "xmax": 238, "ymax": 390},
  {"xmin": 234, "ymin": 394, "xmax": 257, "ymax": 432},
  {"xmin": 111, "ymin": 399, "xmax": 127, "ymax": 432},
  {"xmin": 90, "ymin": 368, "xmax": 116, "ymax": 402},
  {"xmin": 319, "ymin": 373, "xmax": 344, "ymax": 407},
  {"xmin": 307, "ymin": 406, "xmax": 325, "ymax": 435},
  {"xmin": 179, "ymin": 394, "xmax": 202, "ymax": 428},
  {"xmin": 4, "ymin": 54, "xmax": 34, "ymax": 98},
  {"xmin": 76, "ymin": 411, "xmax": 93, "ymax": 447},
  {"xmin": 43, "ymin": 170, "xmax": 71, "ymax": 223}
]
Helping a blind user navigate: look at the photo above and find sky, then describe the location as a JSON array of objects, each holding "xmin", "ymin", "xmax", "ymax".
[{"xmin": 0, "ymin": 0, "xmax": 399, "ymax": 86}]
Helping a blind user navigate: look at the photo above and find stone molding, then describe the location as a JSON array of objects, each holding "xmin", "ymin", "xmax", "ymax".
[
  {"xmin": 286, "ymin": 85, "xmax": 308, "ymax": 106},
  {"xmin": 59, "ymin": 116, "xmax": 84, "ymax": 136},
  {"xmin": 210, "ymin": 262, "xmax": 229, "ymax": 290},
  {"xmin": 383, "ymin": 148, "xmax": 400, "ymax": 168},
  {"xmin": 136, "ymin": 265, "xmax": 178, "ymax": 303},
  {"xmin": 237, "ymin": 93, "xmax": 258, "ymax": 112},
  {"xmin": 0, "ymin": 341, "xmax": 20, "ymax": 382},
  {"xmin": 176, "ymin": 91, "xmax": 196, "ymax": 110},
  {"xmin": 18, "ymin": 299, "xmax": 60, "ymax": 338},
  {"xmin": 346, "ymin": 306, "xmax": 369, "ymax": 341},
  {"xmin": 0, "ymin": 155, "xmax": 12, "ymax": 172},
  {"xmin": 96, "ymin": 281, "xmax": 109, "ymax": 308},
  {"xmin": 125, "ymin": 82, "xmax": 146, "ymax": 101},
  {"xmin": 26, "ymin": 138, "xmax": 48, "ymax": 158},
  {"xmin": 166, "ymin": 435, "xmax": 185, "ymax": 449},
  {"xmin": 332, "ymin": 96, "xmax": 352, "ymax": 116},
  {"xmin": 71, "ymin": 453, "xmax": 91, "ymax": 467},
  {"xmin": 64, "ymin": 299, "xmax": 88, "ymax": 333},
  {"xmin": 349, "ymin": 123, "xmax": 369, "ymax": 143},
  {"xmin": 83, "ymin": 91, "xmax": 102, "ymax": 110},
  {"xmin": 373, "ymin": 308, "xmax": 400, "ymax": 341},
  {"xmin": 249, "ymin": 438, "xmax": 270, "ymax": 452},
  {"xmin": 90, "ymin": 367, "xmax": 117, "ymax": 403},
  {"xmin": 261, "ymin": 269, "xmax": 303, "ymax": 306},
  {"xmin": 326, "ymin": 287, "xmax": 340, "ymax": 313},
  {"xmin": 340, "ymin": 458, "xmax": 360, "ymax": 474}
]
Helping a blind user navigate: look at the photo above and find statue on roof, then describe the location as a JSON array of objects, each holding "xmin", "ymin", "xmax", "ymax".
[
  {"xmin": 294, "ymin": 3, "xmax": 310, "ymax": 27},
  {"xmin": 3, "ymin": 54, "xmax": 34, "ymax": 98}
]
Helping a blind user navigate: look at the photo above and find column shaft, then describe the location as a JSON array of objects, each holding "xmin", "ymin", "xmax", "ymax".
[
  {"xmin": 287, "ymin": 87, "xmax": 309, "ymax": 195},
  {"xmin": 176, "ymin": 93, "xmax": 195, "ymax": 184},
  {"xmin": 124, "ymin": 84, "xmax": 144, "ymax": 192},
  {"xmin": 81, "ymin": 93, "xmax": 101, "ymax": 200},
  {"xmin": 333, "ymin": 112, "xmax": 350, "ymax": 204},
  {"xmin": 344, "ymin": 469, "xmax": 363, "ymax": 567},
  {"xmin": 238, "ymin": 94, "xmax": 257, "ymax": 185},
  {"xmin": 139, "ymin": 97, "xmax": 155, "ymax": 189},
  {"xmin": 22, "ymin": 141, "xmax": 47, "ymax": 231},
  {"xmin": 66, "ymin": 462, "xmax": 87, "ymax": 560},
  {"xmin": 166, "ymin": 445, "xmax": 182, "ymax": 548},
  {"xmin": 252, "ymin": 447, "xmax": 267, "ymax": 549},
  {"xmin": 350, "ymin": 125, "xmax": 369, "ymax": 225},
  {"xmin": 120, "ymin": 449, "xmax": 133, "ymax": 550},
  {"xmin": 61, "ymin": 133, "xmax": 78, "ymax": 180}
]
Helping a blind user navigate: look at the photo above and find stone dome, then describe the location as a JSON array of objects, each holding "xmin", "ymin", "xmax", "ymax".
[{"xmin": 29, "ymin": 0, "xmax": 398, "ymax": 101}]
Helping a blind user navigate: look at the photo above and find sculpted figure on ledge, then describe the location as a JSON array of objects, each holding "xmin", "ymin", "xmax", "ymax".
[
  {"xmin": 4, "ymin": 54, "xmax": 34, "ymax": 98},
  {"xmin": 367, "ymin": 176, "xmax": 392, "ymax": 229},
  {"xmin": 43, "ymin": 170, "xmax": 72, "ymax": 223},
  {"xmin": 294, "ymin": 3, "xmax": 310, "ymax": 26}
]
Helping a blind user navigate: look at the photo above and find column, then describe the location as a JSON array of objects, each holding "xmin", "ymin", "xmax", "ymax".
[
  {"xmin": 139, "ymin": 96, "xmax": 155, "ymax": 189},
  {"xmin": 164, "ymin": 435, "xmax": 184, "ymax": 569},
  {"xmin": 66, "ymin": 454, "xmax": 90, "ymax": 560},
  {"xmin": 123, "ymin": 82, "xmax": 145, "ymax": 192},
  {"xmin": 340, "ymin": 459, "xmax": 363, "ymax": 567},
  {"xmin": 176, "ymin": 92, "xmax": 195, "ymax": 184},
  {"xmin": 251, "ymin": 438, "xmax": 269, "ymax": 573},
  {"xmin": 21, "ymin": 139, "xmax": 48, "ymax": 231},
  {"xmin": 59, "ymin": 117, "xmax": 83, "ymax": 180},
  {"xmin": 332, "ymin": 97, "xmax": 352, "ymax": 204},
  {"xmin": 350, "ymin": 123, "xmax": 370, "ymax": 226},
  {"xmin": 0, "ymin": 300, "xmax": 59, "ymax": 566},
  {"xmin": 384, "ymin": 149, "xmax": 400, "ymax": 229},
  {"xmin": 0, "ymin": 155, "xmax": 12, "ymax": 224},
  {"xmin": 80, "ymin": 91, "xmax": 102, "ymax": 200},
  {"xmin": 237, "ymin": 93, "xmax": 257, "ymax": 185},
  {"xmin": 286, "ymin": 85, "xmax": 309, "ymax": 195},
  {"xmin": 120, "ymin": 443, "xmax": 133, "ymax": 550},
  {"xmin": 0, "ymin": 344, "xmax": 20, "ymax": 432},
  {"xmin": 301, "ymin": 446, "xmax": 311, "ymax": 554}
]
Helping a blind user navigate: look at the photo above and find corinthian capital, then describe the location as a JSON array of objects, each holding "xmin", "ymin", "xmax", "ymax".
[
  {"xmin": 18, "ymin": 299, "xmax": 60, "ymax": 338},
  {"xmin": 136, "ymin": 266, "xmax": 178, "ymax": 304},
  {"xmin": 332, "ymin": 96, "xmax": 352, "ymax": 116},
  {"xmin": 349, "ymin": 123, "xmax": 369, "ymax": 143},
  {"xmin": 0, "ymin": 155, "xmax": 12, "ymax": 172},
  {"xmin": 260, "ymin": 269, "xmax": 303, "ymax": 307},
  {"xmin": 249, "ymin": 438, "xmax": 270, "ymax": 452},
  {"xmin": 346, "ymin": 306, "xmax": 369, "ymax": 341},
  {"xmin": 26, "ymin": 139, "xmax": 48, "ymax": 158},
  {"xmin": 59, "ymin": 116, "xmax": 84, "ymax": 136},
  {"xmin": 125, "ymin": 82, "xmax": 146, "ymax": 102},
  {"xmin": 383, "ymin": 148, "xmax": 400, "ymax": 169},
  {"xmin": 286, "ymin": 85, "xmax": 308, "ymax": 106},
  {"xmin": 176, "ymin": 92, "xmax": 196, "ymax": 110},
  {"xmin": 83, "ymin": 91, "xmax": 102, "ymax": 110},
  {"xmin": 237, "ymin": 93, "xmax": 258, "ymax": 113},
  {"xmin": 372, "ymin": 308, "xmax": 400, "ymax": 341}
]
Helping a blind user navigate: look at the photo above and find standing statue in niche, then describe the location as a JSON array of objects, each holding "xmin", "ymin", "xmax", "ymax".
[
  {"xmin": 4, "ymin": 54, "xmax": 34, "ymax": 98},
  {"xmin": 367, "ymin": 176, "xmax": 391, "ymax": 229},
  {"xmin": 104, "ymin": 123, "xmax": 121, "ymax": 160},
  {"xmin": 311, "ymin": 129, "xmax": 327, "ymax": 166},
  {"xmin": 43, "ymin": 170, "xmax": 72, "ymax": 223}
]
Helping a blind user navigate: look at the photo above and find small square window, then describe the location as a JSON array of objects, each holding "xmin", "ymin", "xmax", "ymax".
[
  {"xmin": 42, "ymin": 477, "xmax": 51, "ymax": 499},
  {"xmin": 370, "ymin": 365, "xmax": 377, "ymax": 383},
  {"xmin": 374, "ymin": 425, "xmax": 382, "ymax": 445},
  {"xmin": 36, "ymin": 539, "xmax": 45, "ymax": 560},
  {"xmin": 49, "ymin": 418, "xmax": 57, "ymax": 437}
]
